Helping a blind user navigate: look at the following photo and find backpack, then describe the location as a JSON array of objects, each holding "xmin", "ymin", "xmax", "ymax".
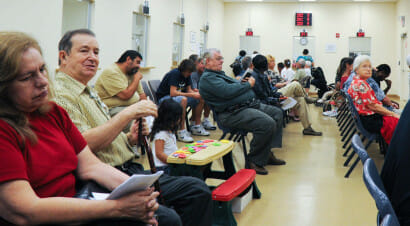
[{"xmin": 311, "ymin": 67, "xmax": 330, "ymax": 98}]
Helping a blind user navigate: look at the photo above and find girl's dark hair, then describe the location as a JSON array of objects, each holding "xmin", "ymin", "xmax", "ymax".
[
  {"xmin": 336, "ymin": 57, "xmax": 353, "ymax": 78},
  {"xmin": 277, "ymin": 62, "xmax": 285, "ymax": 70},
  {"xmin": 150, "ymin": 99, "xmax": 183, "ymax": 141},
  {"xmin": 284, "ymin": 59, "xmax": 291, "ymax": 68}
]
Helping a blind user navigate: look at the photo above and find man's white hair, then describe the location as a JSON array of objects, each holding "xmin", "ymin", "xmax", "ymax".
[
  {"xmin": 297, "ymin": 58, "xmax": 306, "ymax": 68},
  {"xmin": 202, "ymin": 48, "xmax": 221, "ymax": 63},
  {"xmin": 353, "ymin": 55, "xmax": 372, "ymax": 72}
]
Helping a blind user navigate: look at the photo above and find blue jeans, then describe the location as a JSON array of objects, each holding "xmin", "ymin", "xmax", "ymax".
[{"xmin": 159, "ymin": 95, "xmax": 199, "ymax": 108}]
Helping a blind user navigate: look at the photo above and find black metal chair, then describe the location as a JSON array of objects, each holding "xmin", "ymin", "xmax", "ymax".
[{"xmin": 141, "ymin": 80, "xmax": 155, "ymax": 102}]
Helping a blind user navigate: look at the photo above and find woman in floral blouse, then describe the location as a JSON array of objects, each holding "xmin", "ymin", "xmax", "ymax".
[{"xmin": 347, "ymin": 55, "xmax": 399, "ymax": 144}]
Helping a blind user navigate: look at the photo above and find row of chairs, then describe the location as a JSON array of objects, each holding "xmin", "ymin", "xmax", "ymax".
[
  {"xmin": 351, "ymin": 134, "xmax": 399, "ymax": 226},
  {"xmin": 336, "ymin": 92, "xmax": 399, "ymax": 225},
  {"xmin": 335, "ymin": 91, "xmax": 386, "ymax": 178}
]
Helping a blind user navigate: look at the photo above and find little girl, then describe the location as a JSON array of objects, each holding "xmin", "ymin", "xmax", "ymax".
[{"xmin": 150, "ymin": 98, "xmax": 183, "ymax": 174}]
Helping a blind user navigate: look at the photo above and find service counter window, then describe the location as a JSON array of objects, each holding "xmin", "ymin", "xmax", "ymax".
[
  {"xmin": 172, "ymin": 22, "xmax": 184, "ymax": 68},
  {"xmin": 62, "ymin": 0, "xmax": 94, "ymax": 34},
  {"xmin": 132, "ymin": 12, "xmax": 150, "ymax": 67},
  {"xmin": 199, "ymin": 29, "xmax": 208, "ymax": 56}
]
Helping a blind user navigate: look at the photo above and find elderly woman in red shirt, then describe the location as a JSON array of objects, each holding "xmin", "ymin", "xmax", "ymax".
[{"xmin": 347, "ymin": 55, "xmax": 399, "ymax": 144}]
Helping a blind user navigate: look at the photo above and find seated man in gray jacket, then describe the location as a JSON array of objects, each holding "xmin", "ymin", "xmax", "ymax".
[{"xmin": 199, "ymin": 48, "xmax": 285, "ymax": 175}]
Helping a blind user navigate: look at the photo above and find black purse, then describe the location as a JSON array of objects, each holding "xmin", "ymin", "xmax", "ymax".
[{"xmin": 74, "ymin": 181, "xmax": 109, "ymax": 200}]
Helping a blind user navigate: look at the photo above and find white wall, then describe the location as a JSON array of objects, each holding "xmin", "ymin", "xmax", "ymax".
[
  {"xmin": 0, "ymin": 0, "xmax": 63, "ymax": 79},
  {"xmin": 91, "ymin": 0, "xmax": 224, "ymax": 84},
  {"xmin": 0, "ymin": 0, "xmax": 406, "ymax": 98},
  {"xmin": 396, "ymin": 0, "xmax": 410, "ymax": 100},
  {"xmin": 223, "ymin": 2, "xmax": 398, "ymax": 94}
]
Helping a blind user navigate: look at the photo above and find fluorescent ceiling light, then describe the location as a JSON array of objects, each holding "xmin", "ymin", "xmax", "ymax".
[
  {"xmin": 353, "ymin": 0, "xmax": 371, "ymax": 1},
  {"xmin": 299, "ymin": 0, "xmax": 317, "ymax": 2},
  {"xmin": 246, "ymin": 0, "xmax": 263, "ymax": 2}
]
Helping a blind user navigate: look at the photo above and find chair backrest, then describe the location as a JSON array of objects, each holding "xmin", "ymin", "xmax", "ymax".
[
  {"xmin": 380, "ymin": 214, "xmax": 400, "ymax": 226},
  {"xmin": 363, "ymin": 159, "xmax": 397, "ymax": 224},
  {"xmin": 352, "ymin": 134, "xmax": 369, "ymax": 163},
  {"xmin": 141, "ymin": 80, "xmax": 155, "ymax": 103},
  {"xmin": 147, "ymin": 80, "xmax": 161, "ymax": 104}
]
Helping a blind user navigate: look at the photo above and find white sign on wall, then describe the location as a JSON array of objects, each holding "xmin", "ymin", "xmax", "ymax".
[{"xmin": 325, "ymin": 44, "xmax": 336, "ymax": 53}]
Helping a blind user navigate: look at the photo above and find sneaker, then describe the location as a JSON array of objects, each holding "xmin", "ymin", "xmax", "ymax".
[
  {"xmin": 202, "ymin": 119, "xmax": 217, "ymax": 130},
  {"xmin": 191, "ymin": 125, "xmax": 210, "ymax": 136},
  {"xmin": 302, "ymin": 127, "xmax": 323, "ymax": 136},
  {"xmin": 323, "ymin": 110, "xmax": 337, "ymax": 117},
  {"xmin": 328, "ymin": 110, "xmax": 338, "ymax": 117},
  {"xmin": 322, "ymin": 110, "xmax": 333, "ymax": 116},
  {"xmin": 177, "ymin": 130, "xmax": 194, "ymax": 143}
]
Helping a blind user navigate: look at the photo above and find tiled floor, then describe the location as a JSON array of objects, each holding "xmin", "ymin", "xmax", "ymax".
[{"xmin": 139, "ymin": 103, "xmax": 385, "ymax": 226}]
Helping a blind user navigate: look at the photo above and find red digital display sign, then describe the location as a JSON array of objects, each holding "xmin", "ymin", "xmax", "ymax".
[{"xmin": 295, "ymin": 13, "xmax": 312, "ymax": 26}]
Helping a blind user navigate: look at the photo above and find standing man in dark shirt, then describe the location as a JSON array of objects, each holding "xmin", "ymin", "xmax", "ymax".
[
  {"xmin": 199, "ymin": 48, "xmax": 285, "ymax": 175},
  {"xmin": 156, "ymin": 59, "xmax": 209, "ymax": 143}
]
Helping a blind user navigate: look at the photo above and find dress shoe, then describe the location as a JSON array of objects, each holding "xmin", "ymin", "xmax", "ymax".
[
  {"xmin": 304, "ymin": 96, "xmax": 317, "ymax": 104},
  {"xmin": 267, "ymin": 152, "xmax": 286, "ymax": 165},
  {"xmin": 247, "ymin": 162, "xmax": 268, "ymax": 175},
  {"xmin": 303, "ymin": 126, "xmax": 323, "ymax": 136}
]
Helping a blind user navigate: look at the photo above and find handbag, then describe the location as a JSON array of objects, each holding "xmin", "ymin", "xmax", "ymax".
[{"xmin": 74, "ymin": 180, "xmax": 109, "ymax": 200}]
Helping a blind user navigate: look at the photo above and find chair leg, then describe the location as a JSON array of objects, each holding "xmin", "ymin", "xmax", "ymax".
[
  {"xmin": 220, "ymin": 132, "xmax": 227, "ymax": 140},
  {"xmin": 341, "ymin": 123, "xmax": 354, "ymax": 141},
  {"xmin": 344, "ymin": 147, "xmax": 356, "ymax": 166},
  {"xmin": 343, "ymin": 143, "xmax": 352, "ymax": 157},
  {"xmin": 342, "ymin": 128, "xmax": 356, "ymax": 148},
  {"xmin": 241, "ymin": 135, "xmax": 249, "ymax": 168},
  {"xmin": 344, "ymin": 156, "xmax": 360, "ymax": 178}
]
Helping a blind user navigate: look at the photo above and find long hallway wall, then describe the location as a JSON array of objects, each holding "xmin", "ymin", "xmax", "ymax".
[{"xmin": 0, "ymin": 0, "xmax": 409, "ymax": 99}]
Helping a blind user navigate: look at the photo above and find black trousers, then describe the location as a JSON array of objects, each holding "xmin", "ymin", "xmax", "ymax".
[{"xmin": 117, "ymin": 162, "xmax": 213, "ymax": 226}]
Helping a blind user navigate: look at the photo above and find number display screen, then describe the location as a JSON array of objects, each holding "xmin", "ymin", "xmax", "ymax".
[{"xmin": 295, "ymin": 13, "xmax": 312, "ymax": 26}]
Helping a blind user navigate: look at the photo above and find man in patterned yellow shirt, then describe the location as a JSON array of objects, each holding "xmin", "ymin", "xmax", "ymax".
[
  {"xmin": 53, "ymin": 29, "xmax": 212, "ymax": 226},
  {"xmin": 95, "ymin": 50, "xmax": 146, "ymax": 118}
]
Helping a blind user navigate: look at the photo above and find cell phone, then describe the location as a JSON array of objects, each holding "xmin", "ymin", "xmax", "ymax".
[{"xmin": 240, "ymin": 72, "xmax": 252, "ymax": 81}]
